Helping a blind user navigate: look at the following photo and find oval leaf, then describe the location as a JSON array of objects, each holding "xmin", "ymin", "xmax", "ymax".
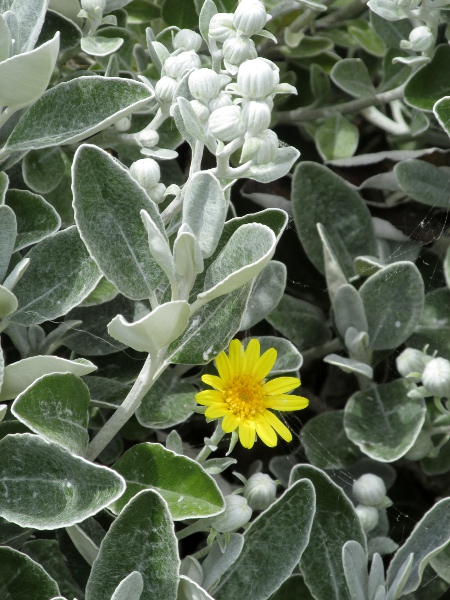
[{"xmin": 0, "ymin": 547, "xmax": 59, "ymax": 599}]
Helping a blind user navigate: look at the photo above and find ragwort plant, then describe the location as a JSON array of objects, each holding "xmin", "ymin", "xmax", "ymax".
[{"xmin": 0, "ymin": 0, "xmax": 450, "ymax": 598}]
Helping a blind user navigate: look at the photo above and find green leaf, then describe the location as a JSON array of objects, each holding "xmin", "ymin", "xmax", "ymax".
[
  {"xmin": 421, "ymin": 438, "xmax": 450, "ymax": 475},
  {"xmin": 244, "ymin": 147, "xmax": 300, "ymax": 184},
  {"xmin": 5, "ymin": 77, "xmax": 153, "ymax": 152},
  {"xmin": 79, "ymin": 277, "xmax": 118, "ymax": 307},
  {"xmin": 178, "ymin": 577, "xmax": 214, "ymax": 600},
  {"xmin": 266, "ymin": 294, "xmax": 331, "ymax": 350},
  {"xmin": 370, "ymin": 13, "xmax": 412, "ymax": 49},
  {"xmin": 333, "ymin": 284, "xmax": 368, "ymax": 338},
  {"xmin": 12, "ymin": 373, "xmax": 90, "ymax": 455},
  {"xmin": 22, "ymin": 148, "xmax": 65, "ymax": 195},
  {"xmin": 405, "ymin": 45, "xmax": 450, "ymax": 112},
  {"xmin": 282, "ymin": 37, "xmax": 333, "ymax": 58},
  {"xmin": 214, "ymin": 480, "xmax": 316, "ymax": 600},
  {"xmin": 244, "ymin": 336, "xmax": 303, "ymax": 373},
  {"xmin": 240, "ymin": 260, "xmax": 286, "ymax": 330},
  {"xmin": 162, "ymin": 0, "xmax": 198, "ymax": 29},
  {"xmin": 387, "ymin": 497, "xmax": 450, "ymax": 594},
  {"xmin": 85, "ymin": 490, "xmax": 180, "ymax": 600},
  {"xmin": 110, "ymin": 443, "xmax": 225, "ymax": 520},
  {"xmin": 290, "ymin": 464, "xmax": 366, "ymax": 600},
  {"xmin": 395, "ymin": 159, "xmax": 450, "ymax": 209},
  {"xmin": 9, "ymin": 226, "xmax": 101, "ymax": 326},
  {"xmin": 73, "ymin": 144, "xmax": 165, "ymax": 301},
  {"xmin": 367, "ymin": 0, "xmax": 407, "ymax": 21},
  {"xmin": 0, "ymin": 433, "xmax": 125, "ymax": 529},
  {"xmin": 37, "ymin": 8, "xmax": 82, "ymax": 52},
  {"xmin": 270, "ymin": 574, "xmax": 314, "ymax": 600},
  {"xmin": 6, "ymin": 189, "xmax": 61, "ymax": 251},
  {"xmin": 360, "ymin": 262, "xmax": 424, "ymax": 350},
  {"xmin": 0, "ymin": 204, "xmax": 16, "ymax": 282},
  {"xmin": 348, "ymin": 21, "xmax": 386, "ymax": 57},
  {"xmin": 111, "ymin": 572, "xmax": 144, "ymax": 600},
  {"xmin": 292, "ymin": 162, "xmax": 376, "ymax": 278},
  {"xmin": 0, "ymin": 547, "xmax": 59, "ymax": 600},
  {"xmin": 136, "ymin": 369, "xmax": 196, "ymax": 429},
  {"xmin": 407, "ymin": 288, "xmax": 450, "ymax": 360},
  {"xmin": 201, "ymin": 534, "xmax": 244, "ymax": 592},
  {"xmin": 331, "ymin": 58, "xmax": 376, "ymax": 98},
  {"xmin": 433, "ymin": 95, "xmax": 450, "ymax": 138},
  {"xmin": 315, "ymin": 114, "xmax": 359, "ymax": 161},
  {"xmin": 81, "ymin": 36, "xmax": 124, "ymax": 56},
  {"xmin": 301, "ymin": 411, "xmax": 362, "ymax": 469},
  {"xmin": 344, "ymin": 379, "xmax": 426, "ymax": 462}
]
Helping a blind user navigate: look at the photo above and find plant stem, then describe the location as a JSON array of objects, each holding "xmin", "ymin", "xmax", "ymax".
[
  {"xmin": 196, "ymin": 422, "xmax": 227, "ymax": 464},
  {"xmin": 190, "ymin": 140, "xmax": 204, "ymax": 175},
  {"xmin": 301, "ymin": 337, "xmax": 343, "ymax": 365}
]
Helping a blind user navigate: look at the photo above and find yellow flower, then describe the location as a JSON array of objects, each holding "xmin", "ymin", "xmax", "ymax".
[{"xmin": 195, "ymin": 339, "xmax": 309, "ymax": 449}]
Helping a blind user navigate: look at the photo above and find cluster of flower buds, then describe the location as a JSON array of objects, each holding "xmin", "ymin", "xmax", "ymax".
[
  {"xmin": 352, "ymin": 473, "xmax": 389, "ymax": 533},
  {"xmin": 209, "ymin": 0, "xmax": 272, "ymax": 73},
  {"xmin": 129, "ymin": 158, "xmax": 166, "ymax": 203},
  {"xmin": 397, "ymin": 347, "xmax": 450, "ymax": 398},
  {"xmin": 188, "ymin": 68, "xmax": 232, "ymax": 125}
]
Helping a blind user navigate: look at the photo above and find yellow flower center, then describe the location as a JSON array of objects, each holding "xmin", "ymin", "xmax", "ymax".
[{"xmin": 223, "ymin": 374, "xmax": 265, "ymax": 419}]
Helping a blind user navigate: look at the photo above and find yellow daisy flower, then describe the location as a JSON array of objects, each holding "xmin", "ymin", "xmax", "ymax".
[{"xmin": 195, "ymin": 338, "xmax": 309, "ymax": 449}]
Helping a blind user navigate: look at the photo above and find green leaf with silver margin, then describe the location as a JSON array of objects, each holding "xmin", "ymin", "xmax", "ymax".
[
  {"xmin": 395, "ymin": 159, "xmax": 450, "ymax": 209},
  {"xmin": 110, "ymin": 443, "xmax": 225, "ymax": 520},
  {"xmin": 239, "ymin": 261, "xmax": 286, "ymax": 330},
  {"xmin": 0, "ymin": 433, "xmax": 125, "ymax": 529},
  {"xmin": 315, "ymin": 114, "xmax": 359, "ymax": 161},
  {"xmin": 12, "ymin": 373, "xmax": 90, "ymax": 456},
  {"xmin": 86, "ymin": 490, "xmax": 180, "ymax": 600},
  {"xmin": 22, "ymin": 148, "xmax": 65, "ymax": 195},
  {"xmin": 331, "ymin": 58, "xmax": 376, "ymax": 98},
  {"xmin": 0, "ymin": 547, "xmax": 59, "ymax": 600},
  {"xmin": 214, "ymin": 480, "xmax": 315, "ymax": 600},
  {"xmin": 0, "ymin": 204, "xmax": 16, "ymax": 282}
]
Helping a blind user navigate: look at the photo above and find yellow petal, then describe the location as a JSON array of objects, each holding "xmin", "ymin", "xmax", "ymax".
[
  {"xmin": 201, "ymin": 374, "xmax": 225, "ymax": 391},
  {"xmin": 215, "ymin": 351, "xmax": 232, "ymax": 382},
  {"xmin": 195, "ymin": 390, "xmax": 224, "ymax": 406},
  {"xmin": 254, "ymin": 414, "xmax": 277, "ymax": 447},
  {"xmin": 229, "ymin": 339, "xmax": 245, "ymax": 376},
  {"xmin": 263, "ymin": 376, "xmax": 301, "ymax": 395},
  {"xmin": 238, "ymin": 419, "xmax": 256, "ymax": 449},
  {"xmin": 222, "ymin": 412, "xmax": 239, "ymax": 433},
  {"xmin": 205, "ymin": 404, "xmax": 230, "ymax": 419},
  {"xmin": 244, "ymin": 338, "xmax": 260, "ymax": 372},
  {"xmin": 263, "ymin": 410, "xmax": 293, "ymax": 442},
  {"xmin": 264, "ymin": 394, "xmax": 309, "ymax": 411},
  {"xmin": 252, "ymin": 348, "xmax": 277, "ymax": 382}
]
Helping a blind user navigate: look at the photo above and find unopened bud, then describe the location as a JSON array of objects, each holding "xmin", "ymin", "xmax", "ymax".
[
  {"xmin": 155, "ymin": 75, "xmax": 177, "ymax": 105},
  {"xmin": 188, "ymin": 68, "xmax": 221, "ymax": 102},
  {"xmin": 209, "ymin": 13, "xmax": 235, "ymax": 42},
  {"xmin": 190, "ymin": 99, "xmax": 210, "ymax": 122},
  {"xmin": 237, "ymin": 58, "xmax": 279, "ymax": 99},
  {"xmin": 422, "ymin": 357, "xmax": 450, "ymax": 397},
  {"xmin": 210, "ymin": 495, "xmax": 252, "ymax": 532},
  {"xmin": 208, "ymin": 105, "xmax": 244, "ymax": 141},
  {"xmin": 253, "ymin": 129, "xmax": 278, "ymax": 164},
  {"xmin": 352, "ymin": 474, "xmax": 387, "ymax": 507},
  {"xmin": 173, "ymin": 29, "xmax": 202, "ymax": 52},
  {"xmin": 405, "ymin": 430, "xmax": 433, "ymax": 461},
  {"xmin": 163, "ymin": 50, "xmax": 201, "ymax": 79},
  {"xmin": 409, "ymin": 26, "xmax": 434, "ymax": 52},
  {"xmin": 243, "ymin": 473, "xmax": 277, "ymax": 511},
  {"xmin": 114, "ymin": 117, "xmax": 131, "ymax": 132},
  {"xmin": 242, "ymin": 100, "xmax": 271, "ymax": 134},
  {"xmin": 135, "ymin": 128, "xmax": 159, "ymax": 148},
  {"xmin": 81, "ymin": 0, "xmax": 106, "ymax": 14},
  {"xmin": 149, "ymin": 182, "xmax": 166, "ymax": 204},
  {"xmin": 209, "ymin": 92, "xmax": 233, "ymax": 112},
  {"xmin": 355, "ymin": 505, "xmax": 379, "ymax": 533},
  {"xmin": 222, "ymin": 35, "xmax": 257, "ymax": 67},
  {"xmin": 233, "ymin": 0, "xmax": 268, "ymax": 36},
  {"xmin": 130, "ymin": 158, "xmax": 160, "ymax": 191},
  {"xmin": 396, "ymin": 348, "xmax": 427, "ymax": 378}
]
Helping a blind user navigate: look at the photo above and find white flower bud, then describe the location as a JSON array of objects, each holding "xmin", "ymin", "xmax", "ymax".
[
  {"xmin": 209, "ymin": 13, "xmax": 235, "ymax": 42},
  {"xmin": 210, "ymin": 495, "xmax": 252, "ymax": 532},
  {"xmin": 163, "ymin": 50, "xmax": 201, "ymax": 79},
  {"xmin": 209, "ymin": 92, "xmax": 233, "ymax": 112},
  {"xmin": 405, "ymin": 430, "xmax": 433, "ymax": 461},
  {"xmin": 149, "ymin": 182, "xmax": 166, "ymax": 204},
  {"xmin": 190, "ymin": 99, "xmax": 210, "ymax": 122},
  {"xmin": 352, "ymin": 474, "xmax": 387, "ymax": 507},
  {"xmin": 135, "ymin": 128, "xmax": 159, "ymax": 148},
  {"xmin": 237, "ymin": 58, "xmax": 279, "ymax": 99},
  {"xmin": 155, "ymin": 76, "xmax": 177, "ymax": 105},
  {"xmin": 253, "ymin": 129, "xmax": 278, "ymax": 164},
  {"xmin": 173, "ymin": 29, "xmax": 202, "ymax": 52},
  {"xmin": 422, "ymin": 357, "xmax": 450, "ymax": 397},
  {"xmin": 222, "ymin": 35, "xmax": 257, "ymax": 67},
  {"xmin": 81, "ymin": 0, "xmax": 106, "ymax": 13},
  {"xmin": 409, "ymin": 26, "xmax": 434, "ymax": 52},
  {"xmin": 242, "ymin": 100, "xmax": 271, "ymax": 134},
  {"xmin": 188, "ymin": 68, "xmax": 221, "ymax": 102},
  {"xmin": 396, "ymin": 348, "xmax": 427, "ymax": 378},
  {"xmin": 355, "ymin": 505, "xmax": 379, "ymax": 533},
  {"xmin": 130, "ymin": 158, "xmax": 161, "ymax": 192},
  {"xmin": 208, "ymin": 105, "xmax": 244, "ymax": 141},
  {"xmin": 243, "ymin": 473, "xmax": 277, "ymax": 511},
  {"xmin": 233, "ymin": 0, "xmax": 268, "ymax": 36},
  {"xmin": 114, "ymin": 117, "xmax": 131, "ymax": 132}
]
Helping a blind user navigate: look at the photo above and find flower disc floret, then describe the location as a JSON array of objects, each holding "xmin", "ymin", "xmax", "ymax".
[
  {"xmin": 233, "ymin": 0, "xmax": 268, "ymax": 36},
  {"xmin": 237, "ymin": 58, "xmax": 279, "ymax": 99},
  {"xmin": 188, "ymin": 68, "xmax": 221, "ymax": 102},
  {"xmin": 195, "ymin": 339, "xmax": 309, "ymax": 449}
]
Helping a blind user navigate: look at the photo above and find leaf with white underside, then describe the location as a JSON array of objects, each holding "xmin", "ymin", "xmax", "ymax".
[
  {"xmin": 240, "ymin": 261, "xmax": 286, "ymax": 330},
  {"xmin": 6, "ymin": 0, "xmax": 49, "ymax": 53},
  {"xmin": 86, "ymin": 490, "xmax": 179, "ymax": 600},
  {"xmin": 110, "ymin": 443, "xmax": 225, "ymax": 520},
  {"xmin": 111, "ymin": 572, "xmax": 144, "ymax": 600},
  {"xmin": 0, "ymin": 433, "xmax": 125, "ymax": 529},
  {"xmin": 81, "ymin": 36, "xmax": 124, "ymax": 56},
  {"xmin": 201, "ymin": 534, "xmax": 244, "ymax": 592},
  {"xmin": 8, "ymin": 226, "xmax": 101, "ymax": 327},
  {"xmin": 245, "ymin": 147, "xmax": 300, "ymax": 184},
  {"xmin": 178, "ymin": 576, "xmax": 215, "ymax": 600},
  {"xmin": 12, "ymin": 373, "xmax": 90, "ymax": 455},
  {"xmin": 0, "ymin": 356, "xmax": 96, "ymax": 401},
  {"xmin": 73, "ymin": 145, "xmax": 165, "ymax": 300},
  {"xmin": 5, "ymin": 78, "xmax": 153, "ymax": 152},
  {"xmin": 0, "ymin": 547, "xmax": 59, "ymax": 600}
]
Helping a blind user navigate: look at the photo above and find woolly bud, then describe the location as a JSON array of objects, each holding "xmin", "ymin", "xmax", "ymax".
[
  {"xmin": 155, "ymin": 76, "xmax": 177, "ymax": 105},
  {"xmin": 173, "ymin": 29, "xmax": 202, "ymax": 52},
  {"xmin": 209, "ymin": 13, "xmax": 235, "ymax": 42},
  {"xmin": 396, "ymin": 348, "xmax": 427, "ymax": 378},
  {"xmin": 253, "ymin": 129, "xmax": 278, "ymax": 164},
  {"xmin": 409, "ymin": 26, "xmax": 434, "ymax": 52},
  {"xmin": 233, "ymin": 0, "xmax": 268, "ymax": 36},
  {"xmin": 422, "ymin": 357, "xmax": 450, "ymax": 397},
  {"xmin": 81, "ymin": 0, "xmax": 106, "ymax": 13},
  {"xmin": 129, "ymin": 158, "xmax": 161, "ymax": 191},
  {"xmin": 149, "ymin": 182, "xmax": 166, "ymax": 204},
  {"xmin": 237, "ymin": 58, "xmax": 279, "ymax": 99},
  {"xmin": 208, "ymin": 105, "xmax": 244, "ymax": 141},
  {"xmin": 135, "ymin": 128, "xmax": 159, "ymax": 148},
  {"xmin": 209, "ymin": 92, "xmax": 233, "ymax": 112},
  {"xmin": 242, "ymin": 100, "xmax": 271, "ymax": 134},
  {"xmin": 352, "ymin": 474, "xmax": 386, "ymax": 507},
  {"xmin": 190, "ymin": 99, "xmax": 210, "ymax": 122},
  {"xmin": 210, "ymin": 495, "xmax": 252, "ymax": 532},
  {"xmin": 405, "ymin": 430, "xmax": 433, "ymax": 461},
  {"xmin": 222, "ymin": 35, "xmax": 257, "ymax": 67},
  {"xmin": 188, "ymin": 68, "xmax": 221, "ymax": 102},
  {"xmin": 243, "ymin": 473, "xmax": 277, "ymax": 511},
  {"xmin": 355, "ymin": 505, "xmax": 379, "ymax": 533},
  {"xmin": 114, "ymin": 117, "xmax": 131, "ymax": 132},
  {"xmin": 163, "ymin": 50, "xmax": 201, "ymax": 79}
]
